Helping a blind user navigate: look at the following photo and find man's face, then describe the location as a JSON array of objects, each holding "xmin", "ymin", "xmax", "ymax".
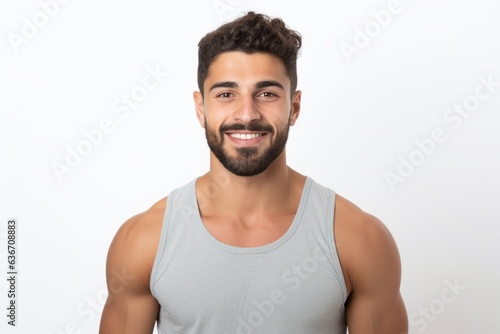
[{"xmin": 194, "ymin": 51, "xmax": 301, "ymax": 176}]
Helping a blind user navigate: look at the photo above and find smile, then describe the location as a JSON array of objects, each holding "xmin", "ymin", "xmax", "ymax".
[{"xmin": 228, "ymin": 133, "xmax": 264, "ymax": 140}]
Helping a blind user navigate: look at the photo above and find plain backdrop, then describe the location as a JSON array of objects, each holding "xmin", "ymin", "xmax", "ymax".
[{"xmin": 1, "ymin": 0, "xmax": 499, "ymax": 333}]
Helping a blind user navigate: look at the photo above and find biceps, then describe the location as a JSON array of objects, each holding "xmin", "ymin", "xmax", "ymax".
[
  {"xmin": 99, "ymin": 293, "xmax": 159, "ymax": 334},
  {"xmin": 346, "ymin": 292, "xmax": 408, "ymax": 334}
]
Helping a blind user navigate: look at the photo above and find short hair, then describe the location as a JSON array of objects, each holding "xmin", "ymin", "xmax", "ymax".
[{"xmin": 197, "ymin": 11, "xmax": 302, "ymax": 97}]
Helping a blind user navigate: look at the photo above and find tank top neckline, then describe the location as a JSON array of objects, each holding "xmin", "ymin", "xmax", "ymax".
[{"xmin": 190, "ymin": 176, "xmax": 312, "ymax": 254}]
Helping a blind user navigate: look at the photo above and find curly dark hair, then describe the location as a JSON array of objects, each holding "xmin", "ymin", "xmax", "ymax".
[{"xmin": 197, "ymin": 12, "xmax": 302, "ymax": 97}]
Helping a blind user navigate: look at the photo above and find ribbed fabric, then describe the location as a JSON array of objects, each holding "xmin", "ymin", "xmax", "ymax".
[{"xmin": 150, "ymin": 177, "xmax": 347, "ymax": 334}]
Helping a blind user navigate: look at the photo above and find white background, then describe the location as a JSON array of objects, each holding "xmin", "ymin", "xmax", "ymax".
[{"xmin": 1, "ymin": 0, "xmax": 499, "ymax": 333}]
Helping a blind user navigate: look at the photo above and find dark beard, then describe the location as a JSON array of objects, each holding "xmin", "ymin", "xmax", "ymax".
[{"xmin": 205, "ymin": 120, "xmax": 290, "ymax": 177}]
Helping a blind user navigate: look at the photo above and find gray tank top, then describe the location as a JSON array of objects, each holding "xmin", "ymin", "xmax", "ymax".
[{"xmin": 150, "ymin": 177, "xmax": 347, "ymax": 333}]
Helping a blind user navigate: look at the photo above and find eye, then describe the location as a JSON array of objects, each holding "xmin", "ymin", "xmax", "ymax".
[
  {"xmin": 217, "ymin": 92, "xmax": 233, "ymax": 98},
  {"xmin": 259, "ymin": 91, "xmax": 277, "ymax": 98}
]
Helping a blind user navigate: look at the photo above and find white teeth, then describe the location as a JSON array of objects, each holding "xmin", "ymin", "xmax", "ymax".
[{"xmin": 229, "ymin": 133, "xmax": 262, "ymax": 140}]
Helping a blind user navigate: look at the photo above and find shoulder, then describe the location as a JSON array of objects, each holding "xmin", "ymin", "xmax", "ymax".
[
  {"xmin": 106, "ymin": 197, "xmax": 167, "ymax": 293},
  {"xmin": 112, "ymin": 197, "xmax": 167, "ymax": 248},
  {"xmin": 334, "ymin": 194, "xmax": 402, "ymax": 296},
  {"xmin": 100, "ymin": 198, "xmax": 167, "ymax": 332}
]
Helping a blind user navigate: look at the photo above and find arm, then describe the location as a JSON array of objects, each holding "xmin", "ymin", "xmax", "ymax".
[
  {"xmin": 99, "ymin": 200, "xmax": 165, "ymax": 334},
  {"xmin": 335, "ymin": 196, "xmax": 408, "ymax": 334}
]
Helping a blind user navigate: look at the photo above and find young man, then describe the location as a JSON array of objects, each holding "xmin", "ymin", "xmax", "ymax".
[{"xmin": 99, "ymin": 12, "xmax": 408, "ymax": 334}]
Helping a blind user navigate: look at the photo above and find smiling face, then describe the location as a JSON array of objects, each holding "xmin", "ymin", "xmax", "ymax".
[{"xmin": 194, "ymin": 51, "xmax": 301, "ymax": 177}]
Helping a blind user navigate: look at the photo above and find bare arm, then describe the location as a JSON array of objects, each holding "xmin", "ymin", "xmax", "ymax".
[
  {"xmin": 99, "ymin": 200, "xmax": 165, "ymax": 334},
  {"xmin": 336, "ymin": 196, "xmax": 408, "ymax": 334}
]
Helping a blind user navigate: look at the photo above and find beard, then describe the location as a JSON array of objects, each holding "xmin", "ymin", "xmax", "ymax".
[{"xmin": 205, "ymin": 118, "xmax": 290, "ymax": 177}]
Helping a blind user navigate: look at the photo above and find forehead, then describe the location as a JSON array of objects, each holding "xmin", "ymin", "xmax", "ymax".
[{"xmin": 205, "ymin": 51, "xmax": 289, "ymax": 89}]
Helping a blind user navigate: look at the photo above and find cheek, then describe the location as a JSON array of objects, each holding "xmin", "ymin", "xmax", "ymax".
[
  {"xmin": 204, "ymin": 116, "xmax": 224, "ymax": 138},
  {"xmin": 276, "ymin": 112, "xmax": 292, "ymax": 128},
  {"xmin": 205, "ymin": 109, "xmax": 231, "ymax": 128}
]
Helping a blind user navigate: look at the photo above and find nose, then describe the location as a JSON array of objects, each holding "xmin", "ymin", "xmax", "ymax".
[{"xmin": 233, "ymin": 94, "xmax": 261, "ymax": 124}]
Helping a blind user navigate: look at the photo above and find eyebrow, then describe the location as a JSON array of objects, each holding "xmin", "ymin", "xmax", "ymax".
[
  {"xmin": 208, "ymin": 80, "xmax": 285, "ymax": 93},
  {"xmin": 255, "ymin": 80, "xmax": 285, "ymax": 90},
  {"xmin": 208, "ymin": 81, "xmax": 237, "ymax": 92}
]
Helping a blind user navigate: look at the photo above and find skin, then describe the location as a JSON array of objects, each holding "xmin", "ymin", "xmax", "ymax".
[{"xmin": 99, "ymin": 51, "xmax": 408, "ymax": 333}]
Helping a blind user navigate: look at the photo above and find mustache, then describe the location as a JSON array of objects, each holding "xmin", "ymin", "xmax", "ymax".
[{"xmin": 219, "ymin": 123, "xmax": 274, "ymax": 133}]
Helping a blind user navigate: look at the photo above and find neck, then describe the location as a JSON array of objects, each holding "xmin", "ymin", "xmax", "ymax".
[{"xmin": 196, "ymin": 151, "xmax": 305, "ymax": 218}]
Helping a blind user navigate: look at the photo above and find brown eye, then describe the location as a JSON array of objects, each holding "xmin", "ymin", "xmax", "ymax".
[
  {"xmin": 260, "ymin": 92, "xmax": 276, "ymax": 98},
  {"xmin": 217, "ymin": 92, "xmax": 232, "ymax": 98}
]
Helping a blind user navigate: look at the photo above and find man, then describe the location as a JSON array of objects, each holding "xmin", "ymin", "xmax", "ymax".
[{"xmin": 99, "ymin": 12, "xmax": 408, "ymax": 334}]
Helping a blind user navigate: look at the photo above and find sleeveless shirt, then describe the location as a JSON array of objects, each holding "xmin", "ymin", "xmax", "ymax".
[{"xmin": 150, "ymin": 177, "xmax": 347, "ymax": 333}]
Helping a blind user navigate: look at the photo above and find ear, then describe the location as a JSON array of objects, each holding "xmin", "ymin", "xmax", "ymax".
[
  {"xmin": 193, "ymin": 91, "xmax": 205, "ymax": 128},
  {"xmin": 289, "ymin": 90, "xmax": 302, "ymax": 126}
]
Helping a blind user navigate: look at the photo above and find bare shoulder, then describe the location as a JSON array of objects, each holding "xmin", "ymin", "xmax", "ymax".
[
  {"xmin": 112, "ymin": 197, "xmax": 167, "ymax": 248},
  {"xmin": 334, "ymin": 194, "xmax": 396, "ymax": 251},
  {"xmin": 106, "ymin": 197, "xmax": 167, "ymax": 292},
  {"xmin": 334, "ymin": 194, "xmax": 402, "ymax": 295}
]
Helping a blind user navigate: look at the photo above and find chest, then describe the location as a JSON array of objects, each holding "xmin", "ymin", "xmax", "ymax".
[
  {"xmin": 153, "ymin": 248, "xmax": 345, "ymax": 333},
  {"xmin": 200, "ymin": 213, "xmax": 296, "ymax": 247}
]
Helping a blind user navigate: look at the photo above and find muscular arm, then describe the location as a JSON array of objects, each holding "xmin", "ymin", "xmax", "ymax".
[
  {"xmin": 335, "ymin": 196, "xmax": 408, "ymax": 334},
  {"xmin": 99, "ymin": 199, "xmax": 166, "ymax": 334}
]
